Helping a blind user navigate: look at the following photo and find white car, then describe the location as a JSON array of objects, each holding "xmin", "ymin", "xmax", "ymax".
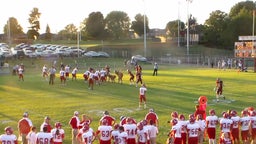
[
  {"xmin": 83, "ymin": 51, "xmax": 100, "ymax": 57},
  {"xmin": 131, "ymin": 55, "xmax": 147, "ymax": 62}
]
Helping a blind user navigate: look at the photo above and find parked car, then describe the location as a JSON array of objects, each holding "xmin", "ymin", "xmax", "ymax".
[
  {"xmin": 83, "ymin": 51, "xmax": 100, "ymax": 57},
  {"xmin": 131, "ymin": 55, "xmax": 147, "ymax": 62},
  {"xmin": 97, "ymin": 51, "xmax": 110, "ymax": 57}
]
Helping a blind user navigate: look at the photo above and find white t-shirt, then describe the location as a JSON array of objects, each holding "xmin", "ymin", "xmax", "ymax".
[{"xmin": 139, "ymin": 87, "xmax": 147, "ymax": 95}]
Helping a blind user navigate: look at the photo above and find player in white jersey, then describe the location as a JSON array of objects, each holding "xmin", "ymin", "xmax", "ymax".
[
  {"xmin": 81, "ymin": 125, "xmax": 95, "ymax": 144},
  {"xmin": 178, "ymin": 114, "xmax": 188, "ymax": 144},
  {"xmin": 186, "ymin": 114, "xmax": 200, "ymax": 144},
  {"xmin": 51, "ymin": 122, "xmax": 65, "ymax": 144},
  {"xmin": 36, "ymin": 127, "xmax": 53, "ymax": 144},
  {"xmin": 99, "ymin": 68, "xmax": 107, "ymax": 83},
  {"xmin": 83, "ymin": 70, "xmax": 90, "ymax": 82},
  {"xmin": 0, "ymin": 126, "xmax": 17, "ymax": 144},
  {"xmin": 148, "ymin": 119, "xmax": 158, "ymax": 144},
  {"xmin": 123, "ymin": 117, "xmax": 137, "ymax": 144},
  {"xmin": 18, "ymin": 66, "xmax": 24, "ymax": 81},
  {"xmin": 139, "ymin": 83, "xmax": 147, "ymax": 109},
  {"xmin": 169, "ymin": 119, "xmax": 182, "ymax": 144},
  {"xmin": 27, "ymin": 126, "xmax": 37, "ymax": 144},
  {"xmin": 250, "ymin": 110, "xmax": 256, "ymax": 144},
  {"xmin": 64, "ymin": 65, "xmax": 70, "ymax": 80},
  {"xmin": 71, "ymin": 67, "xmax": 78, "ymax": 81},
  {"xmin": 136, "ymin": 122, "xmax": 147, "ymax": 144},
  {"xmin": 240, "ymin": 110, "xmax": 250, "ymax": 143},
  {"xmin": 96, "ymin": 119, "xmax": 112, "ymax": 144},
  {"xmin": 111, "ymin": 124, "xmax": 120, "ymax": 144},
  {"xmin": 59, "ymin": 68, "xmax": 66, "ymax": 85},
  {"xmin": 219, "ymin": 112, "xmax": 233, "ymax": 137},
  {"xmin": 118, "ymin": 126, "xmax": 128, "ymax": 144},
  {"xmin": 206, "ymin": 109, "xmax": 218, "ymax": 144},
  {"xmin": 42, "ymin": 65, "xmax": 48, "ymax": 80},
  {"xmin": 196, "ymin": 114, "xmax": 206, "ymax": 144},
  {"xmin": 230, "ymin": 110, "xmax": 240, "ymax": 144}
]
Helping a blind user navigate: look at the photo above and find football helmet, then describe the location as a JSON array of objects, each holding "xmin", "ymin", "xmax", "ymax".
[
  {"xmin": 230, "ymin": 110, "xmax": 237, "ymax": 117},
  {"xmin": 171, "ymin": 119, "xmax": 178, "ymax": 126},
  {"xmin": 114, "ymin": 123, "xmax": 120, "ymax": 130},
  {"xmin": 189, "ymin": 114, "xmax": 195, "ymax": 123},
  {"xmin": 171, "ymin": 111, "xmax": 178, "ymax": 118},
  {"xmin": 55, "ymin": 122, "xmax": 62, "ymax": 128},
  {"xmin": 83, "ymin": 125, "xmax": 89, "ymax": 132},
  {"xmin": 250, "ymin": 110, "xmax": 256, "ymax": 116},
  {"xmin": 223, "ymin": 112, "xmax": 229, "ymax": 118},
  {"xmin": 101, "ymin": 119, "xmax": 108, "ymax": 125},
  {"xmin": 137, "ymin": 122, "xmax": 143, "ymax": 130},
  {"xmin": 179, "ymin": 114, "xmax": 185, "ymax": 120},
  {"xmin": 241, "ymin": 110, "xmax": 248, "ymax": 116},
  {"xmin": 5, "ymin": 126, "xmax": 13, "ymax": 135},
  {"xmin": 209, "ymin": 109, "xmax": 215, "ymax": 116}
]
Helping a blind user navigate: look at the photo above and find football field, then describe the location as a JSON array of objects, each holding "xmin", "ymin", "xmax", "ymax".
[{"xmin": 0, "ymin": 57, "xmax": 255, "ymax": 143}]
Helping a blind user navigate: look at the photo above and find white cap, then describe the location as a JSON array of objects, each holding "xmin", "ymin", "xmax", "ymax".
[{"xmin": 74, "ymin": 111, "xmax": 79, "ymax": 115}]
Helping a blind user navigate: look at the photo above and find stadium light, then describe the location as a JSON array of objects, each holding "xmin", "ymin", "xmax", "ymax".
[{"xmin": 143, "ymin": 0, "xmax": 147, "ymax": 58}]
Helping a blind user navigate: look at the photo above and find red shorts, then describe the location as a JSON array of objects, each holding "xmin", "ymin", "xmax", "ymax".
[
  {"xmin": 231, "ymin": 128, "xmax": 239, "ymax": 140},
  {"xmin": 72, "ymin": 74, "xmax": 76, "ymax": 78},
  {"xmin": 251, "ymin": 128, "xmax": 256, "ymax": 139},
  {"xmin": 100, "ymin": 139, "xmax": 111, "ymax": 144},
  {"xmin": 127, "ymin": 138, "xmax": 136, "ymax": 144},
  {"xmin": 89, "ymin": 78, "xmax": 94, "ymax": 84},
  {"xmin": 188, "ymin": 137, "xmax": 198, "ymax": 144},
  {"xmin": 60, "ymin": 76, "xmax": 66, "ymax": 81},
  {"xmin": 207, "ymin": 128, "xmax": 216, "ymax": 139},
  {"xmin": 65, "ymin": 72, "xmax": 69, "ymax": 77},
  {"xmin": 83, "ymin": 75, "xmax": 88, "ymax": 80},
  {"xmin": 241, "ymin": 130, "xmax": 249, "ymax": 140},
  {"xmin": 174, "ymin": 137, "xmax": 182, "ymax": 144},
  {"xmin": 140, "ymin": 95, "xmax": 146, "ymax": 102}
]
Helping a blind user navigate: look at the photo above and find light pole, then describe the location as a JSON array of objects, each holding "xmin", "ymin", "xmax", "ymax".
[
  {"xmin": 77, "ymin": 30, "xmax": 80, "ymax": 58},
  {"xmin": 7, "ymin": 18, "xmax": 11, "ymax": 46},
  {"xmin": 143, "ymin": 0, "xmax": 147, "ymax": 58},
  {"xmin": 178, "ymin": 1, "xmax": 180, "ymax": 47},
  {"xmin": 186, "ymin": 0, "xmax": 192, "ymax": 62}
]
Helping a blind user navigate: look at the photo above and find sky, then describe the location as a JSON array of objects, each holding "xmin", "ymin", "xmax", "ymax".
[{"xmin": 0, "ymin": 0, "xmax": 245, "ymax": 34}]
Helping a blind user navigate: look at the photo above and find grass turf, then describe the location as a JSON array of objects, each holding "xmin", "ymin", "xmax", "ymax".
[{"xmin": 0, "ymin": 57, "xmax": 255, "ymax": 144}]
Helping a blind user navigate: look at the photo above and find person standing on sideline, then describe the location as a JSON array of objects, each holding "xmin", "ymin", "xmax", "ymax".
[
  {"xmin": 18, "ymin": 65, "xmax": 24, "ymax": 81},
  {"xmin": 42, "ymin": 65, "xmax": 48, "ymax": 81},
  {"xmin": 36, "ymin": 127, "xmax": 53, "ymax": 144},
  {"xmin": 144, "ymin": 108, "xmax": 159, "ymax": 127},
  {"xmin": 69, "ymin": 111, "xmax": 80, "ymax": 144},
  {"xmin": 152, "ymin": 62, "xmax": 158, "ymax": 76},
  {"xmin": 51, "ymin": 122, "xmax": 65, "ymax": 144},
  {"xmin": 26, "ymin": 126, "xmax": 37, "ymax": 144},
  {"xmin": 40, "ymin": 116, "xmax": 52, "ymax": 133},
  {"xmin": 18, "ymin": 112, "xmax": 33, "ymax": 144},
  {"xmin": 139, "ymin": 83, "xmax": 147, "ymax": 109},
  {"xmin": 48, "ymin": 66, "xmax": 56, "ymax": 85}
]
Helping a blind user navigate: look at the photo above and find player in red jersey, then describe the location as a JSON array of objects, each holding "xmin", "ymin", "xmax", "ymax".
[
  {"xmin": 69, "ymin": 111, "xmax": 80, "ymax": 144},
  {"xmin": 144, "ymin": 108, "xmax": 159, "ymax": 127},
  {"xmin": 40, "ymin": 116, "xmax": 52, "ymax": 133},
  {"xmin": 99, "ymin": 111, "xmax": 116, "ymax": 126},
  {"xmin": 18, "ymin": 112, "xmax": 33, "ymax": 144},
  {"xmin": 127, "ymin": 69, "xmax": 135, "ymax": 85}
]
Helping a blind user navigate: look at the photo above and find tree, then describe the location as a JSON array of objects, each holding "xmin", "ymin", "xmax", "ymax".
[
  {"xmin": 44, "ymin": 24, "xmax": 52, "ymax": 40},
  {"xmin": 85, "ymin": 12, "xmax": 105, "ymax": 40},
  {"xmin": 27, "ymin": 7, "xmax": 41, "ymax": 40},
  {"xmin": 105, "ymin": 11, "xmax": 130, "ymax": 39},
  {"xmin": 3, "ymin": 17, "xmax": 24, "ymax": 38},
  {"xmin": 58, "ymin": 24, "xmax": 77, "ymax": 40},
  {"xmin": 166, "ymin": 20, "xmax": 185, "ymax": 37},
  {"xmin": 130, "ymin": 14, "xmax": 149, "ymax": 37}
]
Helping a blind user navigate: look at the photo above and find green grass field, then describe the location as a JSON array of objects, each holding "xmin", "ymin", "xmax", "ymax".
[{"xmin": 0, "ymin": 57, "xmax": 255, "ymax": 144}]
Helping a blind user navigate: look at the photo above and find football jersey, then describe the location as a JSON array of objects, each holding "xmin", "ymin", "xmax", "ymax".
[
  {"xmin": 0, "ymin": 134, "xmax": 17, "ymax": 144},
  {"xmin": 137, "ymin": 128, "xmax": 147, "ymax": 143},
  {"xmin": 97, "ymin": 125, "xmax": 112, "ymax": 141},
  {"xmin": 220, "ymin": 118, "xmax": 233, "ymax": 133},
  {"xmin": 187, "ymin": 122, "xmax": 200, "ymax": 138},
  {"xmin": 240, "ymin": 116, "xmax": 250, "ymax": 131},
  {"xmin": 82, "ymin": 131, "xmax": 94, "ymax": 144},
  {"xmin": 36, "ymin": 132, "xmax": 53, "ymax": 144},
  {"xmin": 51, "ymin": 128, "xmax": 65, "ymax": 143},
  {"xmin": 206, "ymin": 115, "xmax": 218, "ymax": 128},
  {"xmin": 123, "ymin": 123, "xmax": 137, "ymax": 139},
  {"xmin": 231, "ymin": 116, "xmax": 240, "ymax": 129}
]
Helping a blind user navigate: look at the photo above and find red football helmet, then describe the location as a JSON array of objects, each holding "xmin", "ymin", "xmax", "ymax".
[
  {"xmin": 101, "ymin": 119, "xmax": 108, "ymax": 125},
  {"xmin": 223, "ymin": 112, "xmax": 229, "ymax": 118},
  {"xmin": 114, "ymin": 124, "xmax": 120, "ymax": 130},
  {"xmin": 141, "ymin": 120, "xmax": 148, "ymax": 126},
  {"xmin": 209, "ymin": 109, "xmax": 215, "ymax": 116},
  {"xmin": 189, "ymin": 114, "xmax": 195, "ymax": 123},
  {"xmin": 241, "ymin": 110, "xmax": 248, "ymax": 116},
  {"xmin": 230, "ymin": 110, "xmax": 237, "ymax": 117},
  {"xmin": 126, "ymin": 117, "xmax": 133, "ymax": 123},
  {"xmin": 171, "ymin": 119, "xmax": 178, "ymax": 126},
  {"xmin": 171, "ymin": 111, "xmax": 178, "ymax": 118},
  {"xmin": 5, "ymin": 126, "xmax": 13, "ymax": 135},
  {"xmin": 179, "ymin": 114, "xmax": 185, "ymax": 120},
  {"xmin": 137, "ymin": 122, "xmax": 143, "ymax": 130},
  {"xmin": 55, "ymin": 122, "xmax": 62, "ymax": 129},
  {"xmin": 250, "ymin": 110, "xmax": 256, "ymax": 116},
  {"xmin": 82, "ymin": 125, "xmax": 89, "ymax": 132}
]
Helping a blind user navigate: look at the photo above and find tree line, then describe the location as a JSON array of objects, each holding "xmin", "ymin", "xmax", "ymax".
[{"xmin": 2, "ymin": 1, "xmax": 256, "ymax": 49}]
